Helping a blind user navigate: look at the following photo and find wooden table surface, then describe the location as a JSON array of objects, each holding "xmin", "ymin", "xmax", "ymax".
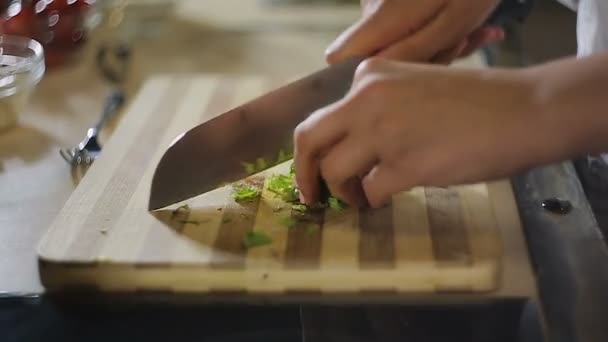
[{"xmin": 0, "ymin": 0, "xmax": 487, "ymax": 295}]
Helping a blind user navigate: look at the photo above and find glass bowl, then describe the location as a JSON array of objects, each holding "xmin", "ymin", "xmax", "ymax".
[{"xmin": 0, "ymin": 34, "xmax": 45, "ymax": 130}]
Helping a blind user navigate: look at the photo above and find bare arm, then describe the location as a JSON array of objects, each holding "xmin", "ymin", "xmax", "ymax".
[{"xmin": 528, "ymin": 52, "xmax": 608, "ymax": 161}]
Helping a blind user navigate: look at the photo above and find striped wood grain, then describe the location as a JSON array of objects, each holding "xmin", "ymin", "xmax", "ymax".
[{"xmin": 38, "ymin": 75, "xmax": 508, "ymax": 295}]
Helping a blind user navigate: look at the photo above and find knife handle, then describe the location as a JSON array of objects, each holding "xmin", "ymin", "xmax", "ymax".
[{"xmin": 486, "ymin": 0, "xmax": 535, "ymax": 27}]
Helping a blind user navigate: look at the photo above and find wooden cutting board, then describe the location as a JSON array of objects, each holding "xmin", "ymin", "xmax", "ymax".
[{"xmin": 37, "ymin": 75, "xmax": 535, "ymax": 300}]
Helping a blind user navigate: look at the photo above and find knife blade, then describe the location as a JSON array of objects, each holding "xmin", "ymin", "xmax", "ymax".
[{"xmin": 148, "ymin": 57, "xmax": 363, "ymax": 210}]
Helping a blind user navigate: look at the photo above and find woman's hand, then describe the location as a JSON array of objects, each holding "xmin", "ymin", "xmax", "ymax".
[
  {"xmin": 326, "ymin": 0, "xmax": 504, "ymax": 65},
  {"xmin": 294, "ymin": 58, "xmax": 547, "ymax": 208}
]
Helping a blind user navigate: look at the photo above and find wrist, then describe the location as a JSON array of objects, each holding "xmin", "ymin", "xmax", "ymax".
[{"xmin": 522, "ymin": 59, "xmax": 608, "ymax": 162}]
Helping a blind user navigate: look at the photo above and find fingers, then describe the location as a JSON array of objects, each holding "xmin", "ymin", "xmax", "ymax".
[
  {"xmin": 430, "ymin": 40, "xmax": 468, "ymax": 65},
  {"xmin": 362, "ymin": 163, "xmax": 419, "ymax": 209},
  {"xmin": 293, "ymin": 101, "xmax": 350, "ymax": 205},
  {"xmin": 325, "ymin": 1, "xmax": 445, "ymax": 64},
  {"xmin": 319, "ymin": 134, "xmax": 377, "ymax": 207},
  {"xmin": 377, "ymin": 8, "xmax": 462, "ymax": 62}
]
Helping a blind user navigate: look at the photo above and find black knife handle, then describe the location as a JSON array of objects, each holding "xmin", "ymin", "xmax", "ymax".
[{"xmin": 486, "ymin": 0, "xmax": 536, "ymax": 27}]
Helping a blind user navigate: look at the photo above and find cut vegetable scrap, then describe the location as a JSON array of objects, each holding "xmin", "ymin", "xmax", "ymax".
[
  {"xmin": 291, "ymin": 204, "xmax": 308, "ymax": 212},
  {"xmin": 328, "ymin": 197, "xmax": 348, "ymax": 211},
  {"xmin": 267, "ymin": 174, "xmax": 299, "ymax": 202},
  {"xmin": 242, "ymin": 231, "xmax": 272, "ymax": 249},
  {"xmin": 232, "ymin": 184, "xmax": 261, "ymax": 202}
]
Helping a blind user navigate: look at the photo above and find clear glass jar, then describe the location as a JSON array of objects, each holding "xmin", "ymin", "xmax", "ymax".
[{"xmin": 0, "ymin": 34, "xmax": 45, "ymax": 130}]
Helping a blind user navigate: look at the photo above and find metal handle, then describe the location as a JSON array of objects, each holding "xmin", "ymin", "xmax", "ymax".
[{"xmin": 94, "ymin": 90, "xmax": 125, "ymax": 133}]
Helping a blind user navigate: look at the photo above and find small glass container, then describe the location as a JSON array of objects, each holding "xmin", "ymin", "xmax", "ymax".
[{"xmin": 0, "ymin": 34, "xmax": 45, "ymax": 130}]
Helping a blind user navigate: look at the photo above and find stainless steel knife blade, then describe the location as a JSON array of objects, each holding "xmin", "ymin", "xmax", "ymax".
[{"xmin": 148, "ymin": 57, "xmax": 363, "ymax": 210}]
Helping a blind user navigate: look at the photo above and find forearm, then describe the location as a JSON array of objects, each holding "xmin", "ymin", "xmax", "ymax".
[{"xmin": 525, "ymin": 53, "xmax": 608, "ymax": 160}]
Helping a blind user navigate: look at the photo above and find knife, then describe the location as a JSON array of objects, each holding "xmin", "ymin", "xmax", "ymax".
[{"xmin": 148, "ymin": 57, "xmax": 364, "ymax": 210}]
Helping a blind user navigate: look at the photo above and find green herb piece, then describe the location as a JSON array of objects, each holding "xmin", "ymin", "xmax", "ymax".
[
  {"xmin": 272, "ymin": 205, "xmax": 284, "ymax": 213},
  {"xmin": 283, "ymin": 187, "xmax": 299, "ymax": 203},
  {"xmin": 328, "ymin": 197, "xmax": 348, "ymax": 211},
  {"xmin": 242, "ymin": 231, "xmax": 272, "ymax": 249},
  {"xmin": 267, "ymin": 174, "xmax": 299, "ymax": 202},
  {"xmin": 292, "ymin": 204, "xmax": 308, "ymax": 212},
  {"xmin": 280, "ymin": 217, "xmax": 297, "ymax": 229},
  {"xmin": 232, "ymin": 184, "xmax": 260, "ymax": 202},
  {"xmin": 222, "ymin": 218, "xmax": 232, "ymax": 224}
]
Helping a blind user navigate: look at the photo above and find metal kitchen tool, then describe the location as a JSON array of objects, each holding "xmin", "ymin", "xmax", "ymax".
[
  {"xmin": 60, "ymin": 90, "xmax": 125, "ymax": 168},
  {"xmin": 148, "ymin": 57, "xmax": 363, "ymax": 210}
]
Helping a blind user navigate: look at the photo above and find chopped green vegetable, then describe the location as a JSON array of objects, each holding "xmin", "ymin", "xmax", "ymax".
[
  {"xmin": 283, "ymin": 187, "xmax": 299, "ymax": 202},
  {"xmin": 238, "ymin": 158, "xmax": 347, "ymax": 222},
  {"xmin": 222, "ymin": 217, "xmax": 232, "ymax": 224},
  {"xmin": 267, "ymin": 174, "xmax": 299, "ymax": 202},
  {"xmin": 242, "ymin": 231, "xmax": 272, "ymax": 249},
  {"xmin": 232, "ymin": 184, "xmax": 260, "ymax": 202},
  {"xmin": 292, "ymin": 204, "xmax": 308, "ymax": 212},
  {"xmin": 328, "ymin": 197, "xmax": 348, "ymax": 211}
]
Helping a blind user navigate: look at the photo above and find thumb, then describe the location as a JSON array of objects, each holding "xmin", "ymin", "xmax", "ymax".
[{"xmin": 325, "ymin": 1, "xmax": 445, "ymax": 64}]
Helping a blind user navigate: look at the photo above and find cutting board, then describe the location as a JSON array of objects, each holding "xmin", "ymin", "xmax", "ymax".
[{"xmin": 38, "ymin": 75, "xmax": 534, "ymax": 300}]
